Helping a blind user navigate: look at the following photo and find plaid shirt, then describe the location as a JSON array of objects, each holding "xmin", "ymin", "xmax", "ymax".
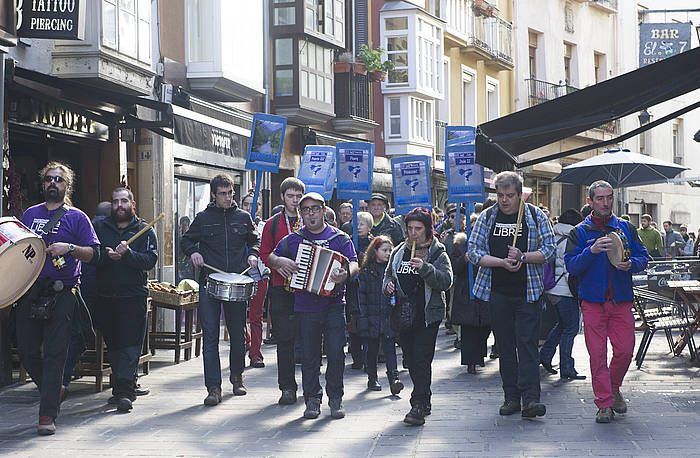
[{"xmin": 467, "ymin": 203, "xmax": 556, "ymax": 302}]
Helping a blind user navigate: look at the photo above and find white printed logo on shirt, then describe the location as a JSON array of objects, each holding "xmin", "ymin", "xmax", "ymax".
[
  {"xmin": 397, "ymin": 260, "xmax": 417, "ymax": 275},
  {"xmin": 30, "ymin": 218, "xmax": 60, "ymax": 236},
  {"xmin": 493, "ymin": 222, "xmax": 522, "ymax": 238}
]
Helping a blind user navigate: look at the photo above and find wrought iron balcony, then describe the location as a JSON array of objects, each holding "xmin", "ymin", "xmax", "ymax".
[
  {"xmin": 332, "ymin": 70, "xmax": 378, "ymax": 134},
  {"xmin": 589, "ymin": 0, "xmax": 617, "ymax": 12},
  {"xmin": 525, "ymin": 78, "xmax": 578, "ymax": 106}
]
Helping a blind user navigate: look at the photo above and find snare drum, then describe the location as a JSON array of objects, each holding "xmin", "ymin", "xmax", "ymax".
[
  {"xmin": 0, "ymin": 217, "xmax": 45, "ymax": 309},
  {"xmin": 206, "ymin": 272, "xmax": 255, "ymax": 302}
]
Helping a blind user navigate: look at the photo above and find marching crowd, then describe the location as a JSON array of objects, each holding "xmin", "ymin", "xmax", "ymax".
[{"xmin": 12, "ymin": 162, "xmax": 651, "ymax": 436}]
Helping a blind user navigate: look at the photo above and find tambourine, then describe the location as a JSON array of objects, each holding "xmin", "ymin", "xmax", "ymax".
[{"xmin": 606, "ymin": 231, "xmax": 631, "ymax": 265}]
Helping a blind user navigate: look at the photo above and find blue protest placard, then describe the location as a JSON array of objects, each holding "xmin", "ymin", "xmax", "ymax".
[
  {"xmin": 336, "ymin": 142, "xmax": 374, "ymax": 200},
  {"xmin": 298, "ymin": 145, "xmax": 336, "ymax": 201},
  {"xmin": 445, "ymin": 126, "xmax": 485, "ymax": 202},
  {"xmin": 245, "ymin": 113, "xmax": 287, "ymax": 172},
  {"xmin": 391, "ymin": 155, "xmax": 432, "ymax": 215}
]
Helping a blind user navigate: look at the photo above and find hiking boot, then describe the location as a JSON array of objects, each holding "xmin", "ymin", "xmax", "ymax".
[
  {"xmin": 116, "ymin": 397, "xmax": 133, "ymax": 412},
  {"xmin": 403, "ymin": 406, "xmax": 425, "ymax": 426},
  {"xmin": 612, "ymin": 392, "xmax": 627, "ymax": 414},
  {"xmin": 329, "ymin": 399, "xmax": 345, "ymax": 419},
  {"xmin": 387, "ymin": 371, "xmax": 404, "ymax": 395},
  {"xmin": 278, "ymin": 389, "xmax": 297, "ymax": 405},
  {"xmin": 231, "ymin": 374, "xmax": 247, "ymax": 396},
  {"xmin": 499, "ymin": 400, "xmax": 521, "ymax": 416},
  {"xmin": 596, "ymin": 407, "xmax": 615, "ymax": 423},
  {"xmin": 37, "ymin": 416, "xmax": 56, "ymax": 436},
  {"xmin": 303, "ymin": 398, "xmax": 321, "ymax": 419},
  {"xmin": 489, "ymin": 345, "xmax": 498, "ymax": 359},
  {"xmin": 250, "ymin": 358, "xmax": 265, "ymax": 368},
  {"xmin": 203, "ymin": 387, "xmax": 222, "ymax": 406},
  {"xmin": 522, "ymin": 401, "xmax": 546, "ymax": 418},
  {"xmin": 367, "ymin": 378, "xmax": 382, "ymax": 391}
]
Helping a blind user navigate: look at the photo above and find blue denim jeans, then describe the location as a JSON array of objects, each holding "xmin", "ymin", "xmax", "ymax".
[
  {"xmin": 539, "ymin": 295, "xmax": 580, "ymax": 376},
  {"xmin": 489, "ymin": 291, "xmax": 541, "ymax": 404},
  {"xmin": 199, "ymin": 285, "xmax": 247, "ymax": 390},
  {"xmin": 299, "ymin": 304, "xmax": 346, "ymax": 402}
]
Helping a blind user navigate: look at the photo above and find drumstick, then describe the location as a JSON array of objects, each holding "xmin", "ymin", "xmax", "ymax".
[
  {"xmin": 125, "ymin": 213, "xmax": 165, "ymax": 245},
  {"xmin": 512, "ymin": 200, "xmax": 524, "ymax": 247},
  {"xmin": 202, "ymin": 263, "xmax": 228, "ymax": 275},
  {"xmin": 411, "ymin": 241, "xmax": 416, "ymax": 259},
  {"xmin": 241, "ymin": 265, "xmax": 253, "ymax": 276}
]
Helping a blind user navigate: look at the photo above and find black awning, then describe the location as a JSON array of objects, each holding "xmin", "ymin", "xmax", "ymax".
[
  {"xmin": 476, "ymin": 47, "xmax": 700, "ymax": 172},
  {"xmin": 8, "ymin": 65, "xmax": 173, "ymax": 138}
]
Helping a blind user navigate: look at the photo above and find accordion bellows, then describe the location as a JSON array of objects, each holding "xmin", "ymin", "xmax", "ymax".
[{"xmin": 290, "ymin": 242, "xmax": 349, "ymax": 296}]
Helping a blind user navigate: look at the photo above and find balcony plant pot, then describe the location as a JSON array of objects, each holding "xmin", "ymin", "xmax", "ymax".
[
  {"xmin": 369, "ymin": 70, "xmax": 387, "ymax": 82},
  {"xmin": 334, "ymin": 62, "xmax": 367, "ymax": 75}
]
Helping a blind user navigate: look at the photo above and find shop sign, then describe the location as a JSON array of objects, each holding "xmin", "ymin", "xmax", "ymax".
[
  {"xmin": 173, "ymin": 114, "xmax": 247, "ymax": 158},
  {"xmin": 9, "ymin": 96, "xmax": 109, "ymax": 141},
  {"xmin": 16, "ymin": 0, "xmax": 86, "ymax": 40},
  {"xmin": 639, "ymin": 23, "xmax": 691, "ymax": 67}
]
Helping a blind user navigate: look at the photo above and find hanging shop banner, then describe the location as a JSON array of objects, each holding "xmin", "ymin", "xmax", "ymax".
[
  {"xmin": 298, "ymin": 145, "xmax": 336, "ymax": 201},
  {"xmin": 391, "ymin": 155, "xmax": 432, "ymax": 215},
  {"xmin": 245, "ymin": 113, "xmax": 287, "ymax": 172},
  {"xmin": 173, "ymin": 115, "xmax": 247, "ymax": 158},
  {"xmin": 639, "ymin": 23, "xmax": 692, "ymax": 67},
  {"xmin": 16, "ymin": 0, "xmax": 87, "ymax": 40},
  {"xmin": 336, "ymin": 142, "xmax": 374, "ymax": 200},
  {"xmin": 445, "ymin": 126, "xmax": 484, "ymax": 202}
]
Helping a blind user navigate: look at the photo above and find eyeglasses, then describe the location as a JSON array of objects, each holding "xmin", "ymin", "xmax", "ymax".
[
  {"xmin": 300, "ymin": 205, "xmax": 324, "ymax": 215},
  {"xmin": 43, "ymin": 175, "xmax": 65, "ymax": 184}
]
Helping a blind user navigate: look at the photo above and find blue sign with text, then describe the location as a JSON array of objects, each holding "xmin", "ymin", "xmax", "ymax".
[
  {"xmin": 445, "ymin": 126, "xmax": 484, "ymax": 202},
  {"xmin": 298, "ymin": 145, "xmax": 336, "ymax": 201},
  {"xmin": 336, "ymin": 142, "xmax": 374, "ymax": 200},
  {"xmin": 391, "ymin": 155, "xmax": 432, "ymax": 215},
  {"xmin": 639, "ymin": 22, "xmax": 692, "ymax": 67}
]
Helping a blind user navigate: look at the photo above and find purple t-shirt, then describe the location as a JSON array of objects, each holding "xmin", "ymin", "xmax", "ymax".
[
  {"xmin": 274, "ymin": 225, "xmax": 357, "ymax": 313},
  {"xmin": 21, "ymin": 204, "xmax": 100, "ymax": 286}
]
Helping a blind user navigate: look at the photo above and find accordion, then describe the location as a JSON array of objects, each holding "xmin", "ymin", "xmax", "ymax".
[{"xmin": 289, "ymin": 242, "xmax": 349, "ymax": 296}]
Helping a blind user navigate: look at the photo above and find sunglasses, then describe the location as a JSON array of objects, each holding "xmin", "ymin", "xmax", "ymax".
[{"xmin": 43, "ymin": 175, "xmax": 65, "ymax": 184}]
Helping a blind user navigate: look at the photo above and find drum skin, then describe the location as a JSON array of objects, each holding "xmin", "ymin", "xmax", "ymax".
[
  {"xmin": 206, "ymin": 272, "xmax": 255, "ymax": 302},
  {"xmin": 607, "ymin": 231, "xmax": 631, "ymax": 265},
  {"xmin": 0, "ymin": 217, "xmax": 46, "ymax": 309}
]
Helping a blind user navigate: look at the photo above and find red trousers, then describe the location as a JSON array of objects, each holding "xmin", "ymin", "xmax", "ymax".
[
  {"xmin": 580, "ymin": 300, "xmax": 635, "ymax": 409},
  {"xmin": 245, "ymin": 279, "xmax": 268, "ymax": 361}
]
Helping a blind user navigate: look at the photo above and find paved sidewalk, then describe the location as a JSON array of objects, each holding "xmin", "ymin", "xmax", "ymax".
[{"xmin": 1, "ymin": 326, "xmax": 700, "ymax": 457}]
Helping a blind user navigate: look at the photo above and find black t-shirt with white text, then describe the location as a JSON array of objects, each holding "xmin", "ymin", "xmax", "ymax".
[
  {"xmin": 490, "ymin": 209, "xmax": 528, "ymax": 297},
  {"xmin": 397, "ymin": 247, "xmax": 426, "ymax": 325}
]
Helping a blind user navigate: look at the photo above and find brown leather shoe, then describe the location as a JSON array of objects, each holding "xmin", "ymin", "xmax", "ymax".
[{"xmin": 231, "ymin": 374, "xmax": 247, "ymax": 396}]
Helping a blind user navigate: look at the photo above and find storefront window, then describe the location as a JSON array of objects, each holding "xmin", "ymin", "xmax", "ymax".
[
  {"xmin": 174, "ymin": 178, "xmax": 211, "ymax": 283},
  {"xmin": 524, "ymin": 176, "xmax": 550, "ymax": 209}
]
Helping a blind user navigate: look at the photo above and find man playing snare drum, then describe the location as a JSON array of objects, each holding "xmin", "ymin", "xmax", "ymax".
[
  {"xmin": 180, "ymin": 174, "xmax": 260, "ymax": 406},
  {"xmin": 565, "ymin": 180, "xmax": 649, "ymax": 424},
  {"xmin": 18, "ymin": 162, "xmax": 100, "ymax": 435}
]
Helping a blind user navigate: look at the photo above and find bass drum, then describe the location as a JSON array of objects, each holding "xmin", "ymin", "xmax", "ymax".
[{"xmin": 0, "ymin": 217, "xmax": 46, "ymax": 309}]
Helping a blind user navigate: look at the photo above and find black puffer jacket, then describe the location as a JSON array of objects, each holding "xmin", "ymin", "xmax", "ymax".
[
  {"xmin": 180, "ymin": 202, "xmax": 260, "ymax": 283},
  {"xmin": 94, "ymin": 216, "xmax": 158, "ymax": 298},
  {"xmin": 357, "ymin": 262, "xmax": 395, "ymax": 339},
  {"xmin": 450, "ymin": 233, "xmax": 489, "ymax": 327},
  {"xmin": 371, "ymin": 213, "xmax": 405, "ymax": 247}
]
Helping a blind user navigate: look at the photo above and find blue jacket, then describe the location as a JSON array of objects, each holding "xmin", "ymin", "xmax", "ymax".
[{"xmin": 564, "ymin": 214, "xmax": 648, "ymax": 303}]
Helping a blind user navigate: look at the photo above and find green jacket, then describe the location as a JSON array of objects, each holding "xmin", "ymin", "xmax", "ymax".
[
  {"xmin": 383, "ymin": 237, "xmax": 453, "ymax": 325},
  {"xmin": 638, "ymin": 226, "xmax": 663, "ymax": 257}
]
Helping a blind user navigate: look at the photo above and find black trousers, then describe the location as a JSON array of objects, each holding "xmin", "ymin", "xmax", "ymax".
[
  {"xmin": 16, "ymin": 289, "xmax": 77, "ymax": 418},
  {"xmin": 460, "ymin": 325, "xmax": 490, "ymax": 365},
  {"xmin": 400, "ymin": 320, "xmax": 440, "ymax": 408},
  {"xmin": 269, "ymin": 286, "xmax": 298, "ymax": 392},
  {"xmin": 94, "ymin": 296, "xmax": 147, "ymax": 399}
]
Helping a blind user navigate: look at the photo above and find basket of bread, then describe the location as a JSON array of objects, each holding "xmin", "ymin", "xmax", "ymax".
[{"xmin": 148, "ymin": 280, "xmax": 199, "ymax": 305}]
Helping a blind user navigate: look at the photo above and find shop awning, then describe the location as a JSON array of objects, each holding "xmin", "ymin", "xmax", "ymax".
[
  {"xmin": 8, "ymin": 65, "xmax": 173, "ymax": 138},
  {"xmin": 476, "ymin": 47, "xmax": 700, "ymax": 172}
]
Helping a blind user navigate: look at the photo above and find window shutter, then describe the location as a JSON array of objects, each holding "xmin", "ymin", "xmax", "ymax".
[{"xmin": 355, "ymin": 0, "xmax": 369, "ymax": 52}]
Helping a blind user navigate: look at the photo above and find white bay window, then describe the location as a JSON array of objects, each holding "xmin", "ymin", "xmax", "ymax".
[{"xmin": 102, "ymin": 0, "xmax": 151, "ymax": 63}]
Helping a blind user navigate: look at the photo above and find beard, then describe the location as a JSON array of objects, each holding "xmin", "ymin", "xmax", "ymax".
[
  {"xmin": 113, "ymin": 207, "xmax": 134, "ymax": 223},
  {"xmin": 44, "ymin": 186, "xmax": 65, "ymax": 203}
]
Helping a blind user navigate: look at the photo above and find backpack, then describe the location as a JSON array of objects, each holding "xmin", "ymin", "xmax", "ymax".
[{"xmin": 543, "ymin": 236, "xmax": 568, "ymax": 291}]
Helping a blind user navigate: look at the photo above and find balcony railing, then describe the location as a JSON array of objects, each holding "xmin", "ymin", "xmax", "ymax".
[
  {"xmin": 445, "ymin": 0, "xmax": 513, "ymax": 66},
  {"xmin": 334, "ymin": 71, "xmax": 373, "ymax": 121},
  {"xmin": 525, "ymin": 78, "xmax": 578, "ymax": 106},
  {"xmin": 434, "ymin": 120, "xmax": 448, "ymax": 163},
  {"xmin": 589, "ymin": 0, "xmax": 617, "ymax": 11},
  {"xmin": 595, "ymin": 119, "xmax": 620, "ymax": 135}
]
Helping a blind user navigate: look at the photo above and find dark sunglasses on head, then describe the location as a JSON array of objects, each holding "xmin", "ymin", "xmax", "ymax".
[{"xmin": 43, "ymin": 175, "xmax": 65, "ymax": 184}]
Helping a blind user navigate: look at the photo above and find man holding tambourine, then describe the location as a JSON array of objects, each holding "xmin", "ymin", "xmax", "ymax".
[{"xmin": 565, "ymin": 180, "xmax": 649, "ymax": 424}]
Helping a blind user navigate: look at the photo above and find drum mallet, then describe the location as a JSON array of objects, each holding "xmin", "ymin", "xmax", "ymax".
[
  {"xmin": 125, "ymin": 213, "xmax": 165, "ymax": 245},
  {"xmin": 202, "ymin": 263, "xmax": 229, "ymax": 275}
]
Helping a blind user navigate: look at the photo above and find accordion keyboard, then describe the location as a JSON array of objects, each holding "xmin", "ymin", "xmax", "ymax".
[{"xmin": 290, "ymin": 243, "xmax": 313, "ymax": 290}]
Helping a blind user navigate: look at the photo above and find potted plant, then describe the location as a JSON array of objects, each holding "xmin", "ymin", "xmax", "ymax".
[
  {"xmin": 357, "ymin": 44, "xmax": 394, "ymax": 82},
  {"xmin": 334, "ymin": 51, "xmax": 367, "ymax": 75},
  {"xmin": 473, "ymin": 0, "xmax": 496, "ymax": 17}
]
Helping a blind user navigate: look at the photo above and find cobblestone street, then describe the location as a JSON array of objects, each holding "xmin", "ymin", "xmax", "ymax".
[{"xmin": 1, "ymin": 327, "xmax": 700, "ymax": 457}]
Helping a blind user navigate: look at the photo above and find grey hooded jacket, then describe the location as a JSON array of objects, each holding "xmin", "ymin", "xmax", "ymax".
[{"xmin": 383, "ymin": 237, "xmax": 453, "ymax": 325}]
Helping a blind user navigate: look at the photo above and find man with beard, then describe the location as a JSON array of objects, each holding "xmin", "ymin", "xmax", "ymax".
[
  {"xmin": 92, "ymin": 187, "xmax": 158, "ymax": 412},
  {"xmin": 18, "ymin": 162, "xmax": 100, "ymax": 435},
  {"xmin": 268, "ymin": 192, "xmax": 358, "ymax": 420}
]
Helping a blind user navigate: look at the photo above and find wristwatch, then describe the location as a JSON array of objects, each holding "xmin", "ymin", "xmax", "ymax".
[
  {"xmin": 68, "ymin": 243, "xmax": 76, "ymax": 253},
  {"xmin": 520, "ymin": 253, "xmax": 526, "ymax": 263}
]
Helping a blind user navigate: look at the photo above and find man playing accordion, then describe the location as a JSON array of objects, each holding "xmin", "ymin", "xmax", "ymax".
[{"xmin": 268, "ymin": 192, "xmax": 358, "ymax": 420}]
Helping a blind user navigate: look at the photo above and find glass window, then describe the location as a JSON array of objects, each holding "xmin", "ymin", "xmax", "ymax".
[
  {"xmin": 385, "ymin": 17, "xmax": 408, "ymax": 30},
  {"xmin": 275, "ymin": 69, "xmax": 294, "ymax": 96},
  {"xmin": 274, "ymin": 6, "xmax": 295, "ymax": 25},
  {"xmin": 417, "ymin": 18, "xmax": 442, "ymax": 93},
  {"xmin": 137, "ymin": 0, "xmax": 151, "ymax": 61},
  {"xmin": 102, "ymin": 0, "xmax": 151, "ymax": 63},
  {"xmin": 411, "ymin": 98, "xmax": 433, "ymax": 143},
  {"xmin": 187, "ymin": 0, "xmax": 214, "ymax": 62},
  {"xmin": 389, "ymin": 98, "xmax": 401, "ymax": 137},
  {"xmin": 387, "ymin": 36, "xmax": 408, "ymax": 85},
  {"xmin": 102, "ymin": 0, "xmax": 117, "ymax": 48},
  {"xmin": 299, "ymin": 40, "xmax": 333, "ymax": 104},
  {"xmin": 275, "ymin": 38, "xmax": 293, "ymax": 66},
  {"xmin": 301, "ymin": 70, "xmax": 309, "ymax": 97}
]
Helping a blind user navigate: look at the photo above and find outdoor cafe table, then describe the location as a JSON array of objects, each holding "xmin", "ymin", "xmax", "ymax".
[{"xmin": 666, "ymin": 280, "xmax": 700, "ymax": 358}]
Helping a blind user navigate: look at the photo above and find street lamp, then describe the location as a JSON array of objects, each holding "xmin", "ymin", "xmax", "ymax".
[{"xmin": 638, "ymin": 109, "xmax": 652, "ymax": 126}]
